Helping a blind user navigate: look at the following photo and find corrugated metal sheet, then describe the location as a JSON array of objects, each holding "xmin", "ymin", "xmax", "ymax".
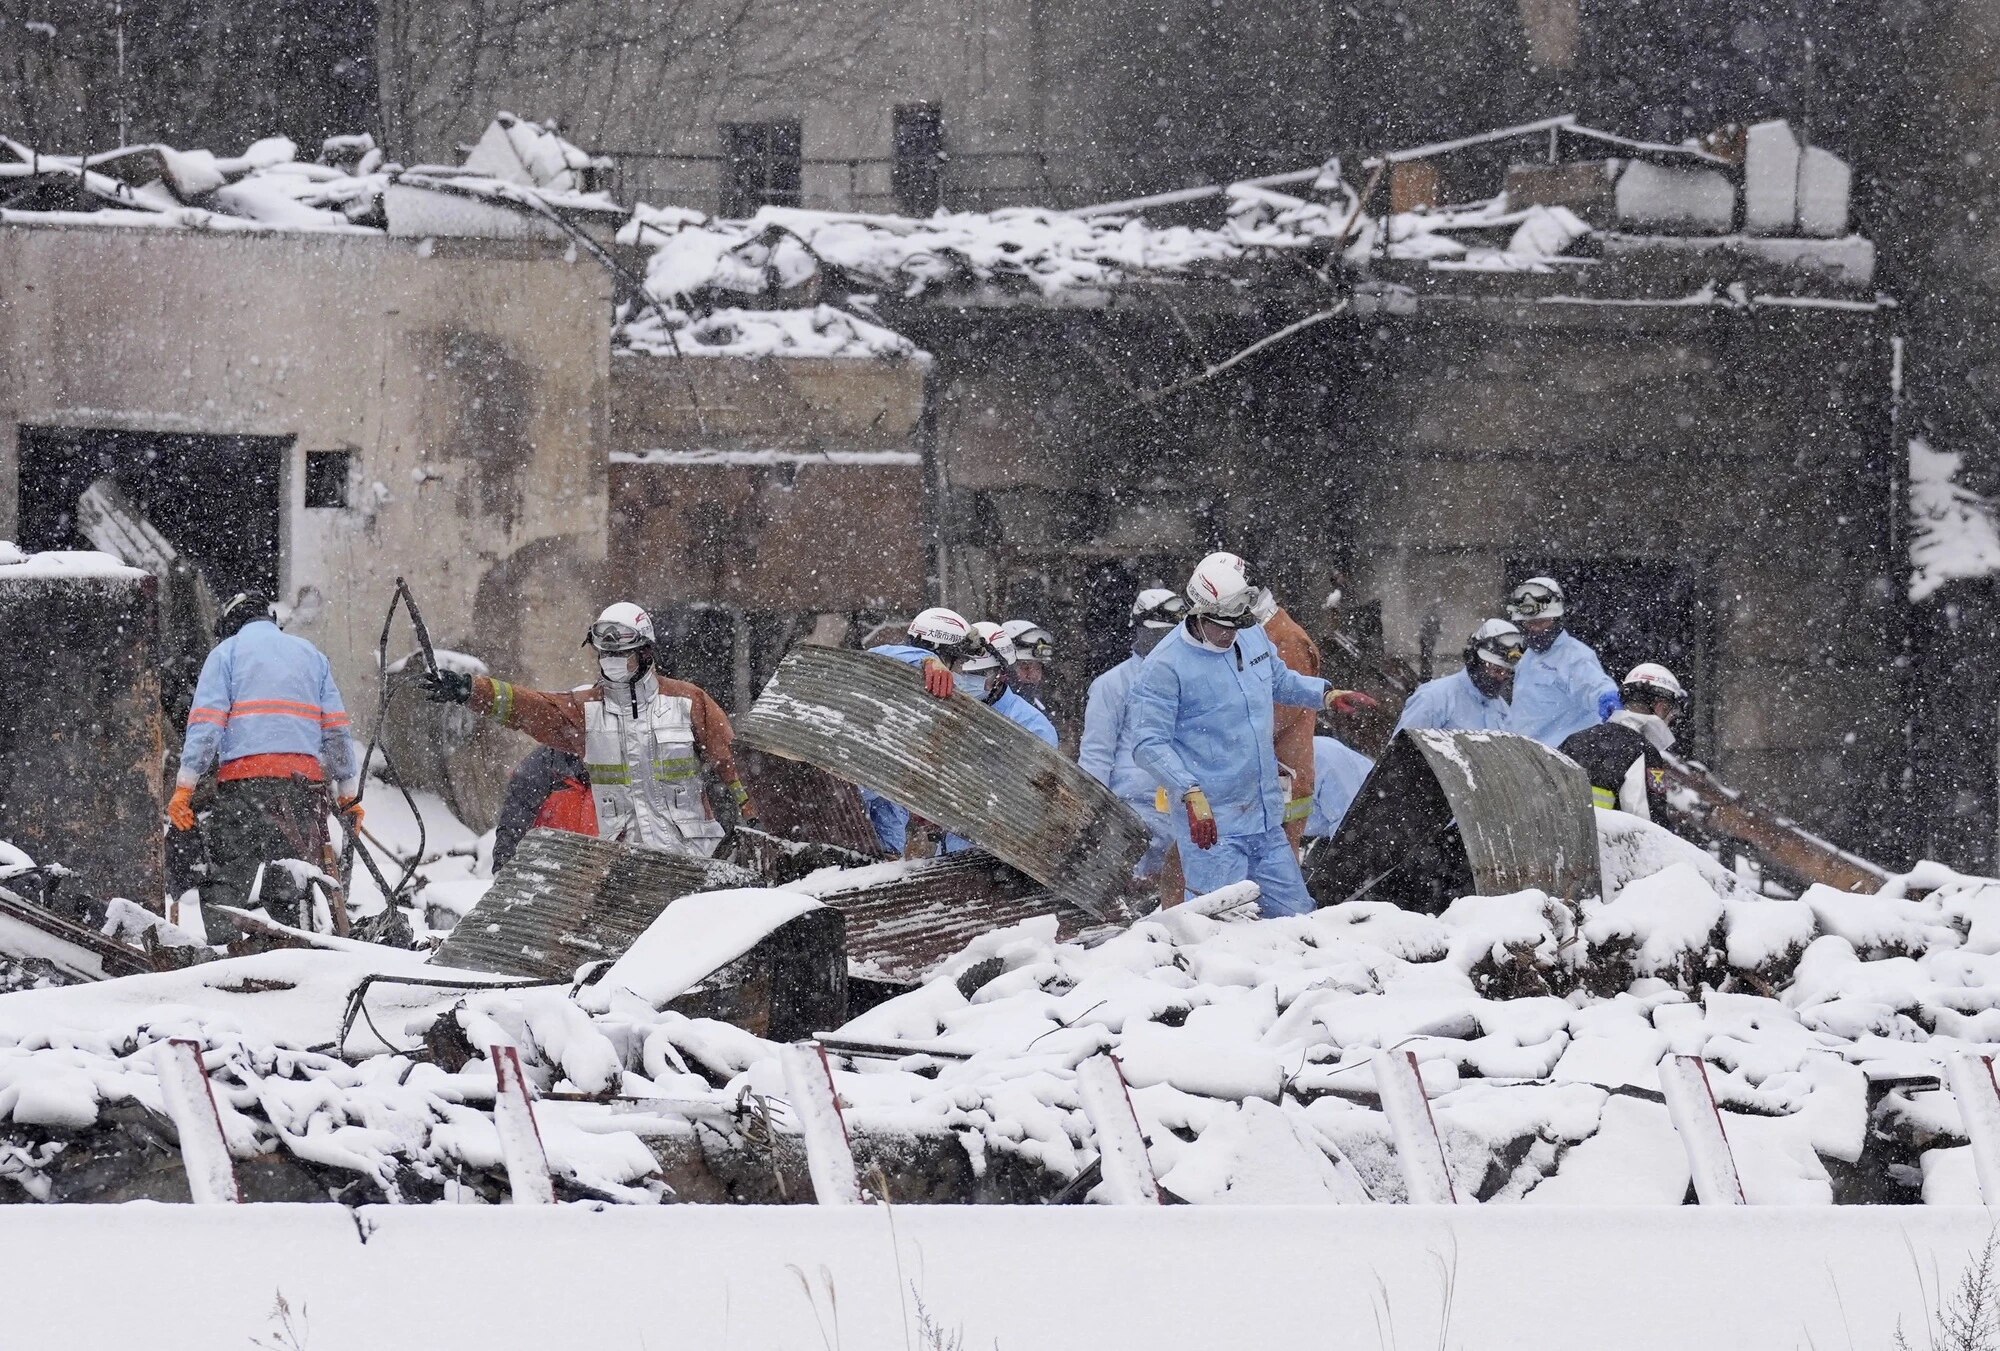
[
  {"xmin": 1307, "ymin": 729, "xmax": 1599, "ymax": 913},
  {"xmin": 793, "ymin": 850, "xmax": 1112, "ymax": 986},
  {"xmin": 736, "ymin": 647, "xmax": 1146, "ymax": 922},
  {"xmin": 738, "ymin": 747, "xmax": 887, "ymax": 858},
  {"xmin": 429, "ymin": 829, "xmax": 761, "ymax": 978}
]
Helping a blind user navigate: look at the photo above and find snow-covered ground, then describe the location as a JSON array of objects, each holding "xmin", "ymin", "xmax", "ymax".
[
  {"xmin": 11, "ymin": 1203, "xmax": 2000, "ymax": 1350},
  {"xmin": 3, "ymin": 795, "xmax": 2000, "ymax": 1215}
]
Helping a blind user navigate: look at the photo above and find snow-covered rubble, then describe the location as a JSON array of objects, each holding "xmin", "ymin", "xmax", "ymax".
[{"xmin": 0, "ymin": 804, "xmax": 1997, "ymax": 1206}]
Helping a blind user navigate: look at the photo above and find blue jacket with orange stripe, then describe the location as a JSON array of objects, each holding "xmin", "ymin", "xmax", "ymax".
[{"xmin": 176, "ymin": 620, "xmax": 360, "ymax": 791}]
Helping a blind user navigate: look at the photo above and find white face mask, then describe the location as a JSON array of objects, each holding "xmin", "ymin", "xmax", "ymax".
[
  {"xmin": 955, "ymin": 671, "xmax": 995, "ymax": 700},
  {"xmin": 599, "ymin": 655, "xmax": 635, "ymax": 683}
]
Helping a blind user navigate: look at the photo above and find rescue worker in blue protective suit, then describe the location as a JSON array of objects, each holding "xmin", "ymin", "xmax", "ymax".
[
  {"xmin": 860, "ymin": 606, "xmax": 990, "ymax": 855},
  {"xmin": 1503, "ymin": 577, "xmax": 1620, "ymax": 747},
  {"xmin": 1079, "ymin": 588, "xmax": 1189, "ymax": 879},
  {"xmin": 1392, "ymin": 618, "xmax": 1525, "ymax": 737},
  {"xmin": 937, "ymin": 622, "xmax": 1059, "ymax": 854},
  {"xmin": 1303, "ymin": 733, "xmax": 1375, "ymax": 840},
  {"xmin": 1130, "ymin": 553, "xmax": 1378, "ymax": 918}
]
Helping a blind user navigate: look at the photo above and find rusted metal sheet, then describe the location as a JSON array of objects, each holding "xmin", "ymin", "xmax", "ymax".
[
  {"xmin": 429, "ymin": 828, "xmax": 760, "ymax": 978},
  {"xmin": 1306, "ymin": 729, "xmax": 1599, "ymax": 913},
  {"xmin": 1661, "ymin": 759, "xmax": 1888, "ymax": 894},
  {"xmin": 794, "ymin": 850, "xmax": 1109, "ymax": 987},
  {"xmin": 738, "ymin": 748, "xmax": 887, "ymax": 858},
  {"xmin": 736, "ymin": 647, "xmax": 1146, "ymax": 922}
]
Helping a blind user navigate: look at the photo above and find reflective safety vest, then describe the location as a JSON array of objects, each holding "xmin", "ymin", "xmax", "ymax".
[{"xmin": 582, "ymin": 676, "xmax": 722, "ymax": 856}]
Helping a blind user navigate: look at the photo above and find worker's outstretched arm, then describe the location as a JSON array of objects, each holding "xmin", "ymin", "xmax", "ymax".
[
  {"xmin": 177, "ymin": 643, "xmax": 234, "ymax": 788},
  {"xmin": 1270, "ymin": 659, "xmax": 1332, "ymax": 711},
  {"xmin": 467, "ymin": 676, "xmax": 587, "ymax": 756}
]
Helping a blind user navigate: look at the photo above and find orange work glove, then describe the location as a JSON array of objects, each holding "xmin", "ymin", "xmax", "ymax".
[
  {"xmin": 337, "ymin": 796, "xmax": 365, "ymax": 827},
  {"xmin": 1184, "ymin": 788, "xmax": 1217, "ymax": 850},
  {"xmin": 730, "ymin": 780, "xmax": 756, "ymax": 824},
  {"xmin": 167, "ymin": 784, "xmax": 197, "ymax": 832},
  {"xmin": 920, "ymin": 658, "xmax": 955, "ymax": 699},
  {"xmin": 1326, "ymin": 688, "xmax": 1380, "ymax": 715}
]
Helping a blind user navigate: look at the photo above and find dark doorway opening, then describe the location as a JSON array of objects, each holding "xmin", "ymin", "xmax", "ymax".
[
  {"xmin": 1506, "ymin": 555, "xmax": 1716, "ymax": 758},
  {"xmin": 18, "ymin": 426, "xmax": 289, "ymax": 598}
]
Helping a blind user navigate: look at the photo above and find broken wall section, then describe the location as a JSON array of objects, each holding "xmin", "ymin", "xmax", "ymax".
[
  {"xmin": 0, "ymin": 224, "xmax": 612, "ymax": 713},
  {"xmin": 0, "ymin": 551, "xmax": 163, "ymax": 904},
  {"xmin": 608, "ymin": 353, "xmax": 929, "ymax": 711}
]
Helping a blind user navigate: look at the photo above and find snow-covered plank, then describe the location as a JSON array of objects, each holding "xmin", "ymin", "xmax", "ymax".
[
  {"xmin": 489, "ymin": 1044, "xmax": 554, "ymax": 1205},
  {"xmin": 1945, "ymin": 1053, "xmax": 2000, "ymax": 1204},
  {"xmin": 1075, "ymin": 1054, "xmax": 1161, "ymax": 1205},
  {"xmin": 1658, "ymin": 1054, "xmax": 1746, "ymax": 1205},
  {"xmin": 779, "ymin": 1042, "xmax": 864, "ymax": 1205},
  {"xmin": 155, "ymin": 1039, "xmax": 239, "ymax": 1205},
  {"xmin": 1375, "ymin": 1048, "xmax": 1457, "ymax": 1204}
]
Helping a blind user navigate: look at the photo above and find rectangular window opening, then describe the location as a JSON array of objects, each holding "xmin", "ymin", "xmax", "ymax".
[
  {"xmin": 721, "ymin": 120, "xmax": 803, "ymax": 217},
  {"xmin": 892, "ymin": 103, "xmax": 945, "ymax": 216}
]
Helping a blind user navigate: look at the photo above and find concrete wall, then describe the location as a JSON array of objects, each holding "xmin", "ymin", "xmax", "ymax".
[
  {"xmin": 0, "ymin": 222, "xmax": 611, "ymax": 716},
  {"xmin": 608, "ymin": 355, "xmax": 928, "ymax": 613},
  {"xmin": 1336, "ymin": 303, "xmax": 1901, "ymax": 854}
]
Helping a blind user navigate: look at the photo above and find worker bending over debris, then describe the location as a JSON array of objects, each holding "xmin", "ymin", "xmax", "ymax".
[
  {"xmin": 1503, "ymin": 577, "xmax": 1619, "ymax": 746},
  {"xmin": 167, "ymin": 591, "xmax": 360, "ymax": 926},
  {"xmin": 999, "ymin": 619, "xmax": 1055, "ymax": 715},
  {"xmin": 1560, "ymin": 663, "xmax": 1687, "ymax": 822},
  {"xmin": 1394, "ymin": 619, "xmax": 1524, "ymax": 735},
  {"xmin": 421, "ymin": 602, "xmax": 749, "ymax": 857},
  {"xmin": 1080, "ymin": 588, "xmax": 1189, "ymax": 880},
  {"xmin": 860, "ymin": 607, "xmax": 994, "ymax": 855},
  {"xmin": 1131, "ymin": 553, "xmax": 1377, "ymax": 917}
]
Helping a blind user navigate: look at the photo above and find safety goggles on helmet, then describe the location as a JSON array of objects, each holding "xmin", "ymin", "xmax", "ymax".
[
  {"xmin": 1506, "ymin": 581, "xmax": 1564, "ymax": 622},
  {"xmin": 1006, "ymin": 623, "xmax": 1054, "ymax": 663},
  {"xmin": 586, "ymin": 620, "xmax": 653, "ymax": 654},
  {"xmin": 1471, "ymin": 629, "xmax": 1526, "ymax": 670},
  {"xmin": 1191, "ymin": 585, "xmax": 1262, "ymax": 629},
  {"xmin": 1133, "ymin": 592, "xmax": 1189, "ymax": 629}
]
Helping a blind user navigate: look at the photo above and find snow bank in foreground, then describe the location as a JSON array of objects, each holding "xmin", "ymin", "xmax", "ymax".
[{"xmin": 0, "ymin": 1204, "xmax": 1993, "ymax": 1351}]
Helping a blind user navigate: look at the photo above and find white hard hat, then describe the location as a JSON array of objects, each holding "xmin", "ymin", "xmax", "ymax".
[
  {"xmin": 908, "ymin": 605, "xmax": 975, "ymax": 657},
  {"xmin": 1621, "ymin": 662, "xmax": 1686, "ymax": 705},
  {"xmin": 1185, "ymin": 551, "xmax": 1260, "ymax": 627},
  {"xmin": 1506, "ymin": 576, "xmax": 1566, "ymax": 622},
  {"xmin": 1131, "ymin": 588, "xmax": 1187, "ymax": 628},
  {"xmin": 1001, "ymin": 619, "xmax": 1053, "ymax": 662},
  {"xmin": 962, "ymin": 620, "xmax": 1012, "ymax": 673},
  {"xmin": 587, "ymin": 601, "xmax": 655, "ymax": 652}
]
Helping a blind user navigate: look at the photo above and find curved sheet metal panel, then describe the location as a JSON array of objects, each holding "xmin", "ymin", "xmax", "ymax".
[
  {"xmin": 736, "ymin": 647, "xmax": 1146, "ymax": 921},
  {"xmin": 1306, "ymin": 729, "xmax": 1599, "ymax": 913},
  {"xmin": 430, "ymin": 828, "xmax": 762, "ymax": 977}
]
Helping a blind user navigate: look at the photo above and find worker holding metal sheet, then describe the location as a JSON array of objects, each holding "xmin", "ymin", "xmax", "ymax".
[{"xmin": 1130, "ymin": 553, "xmax": 1377, "ymax": 917}]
